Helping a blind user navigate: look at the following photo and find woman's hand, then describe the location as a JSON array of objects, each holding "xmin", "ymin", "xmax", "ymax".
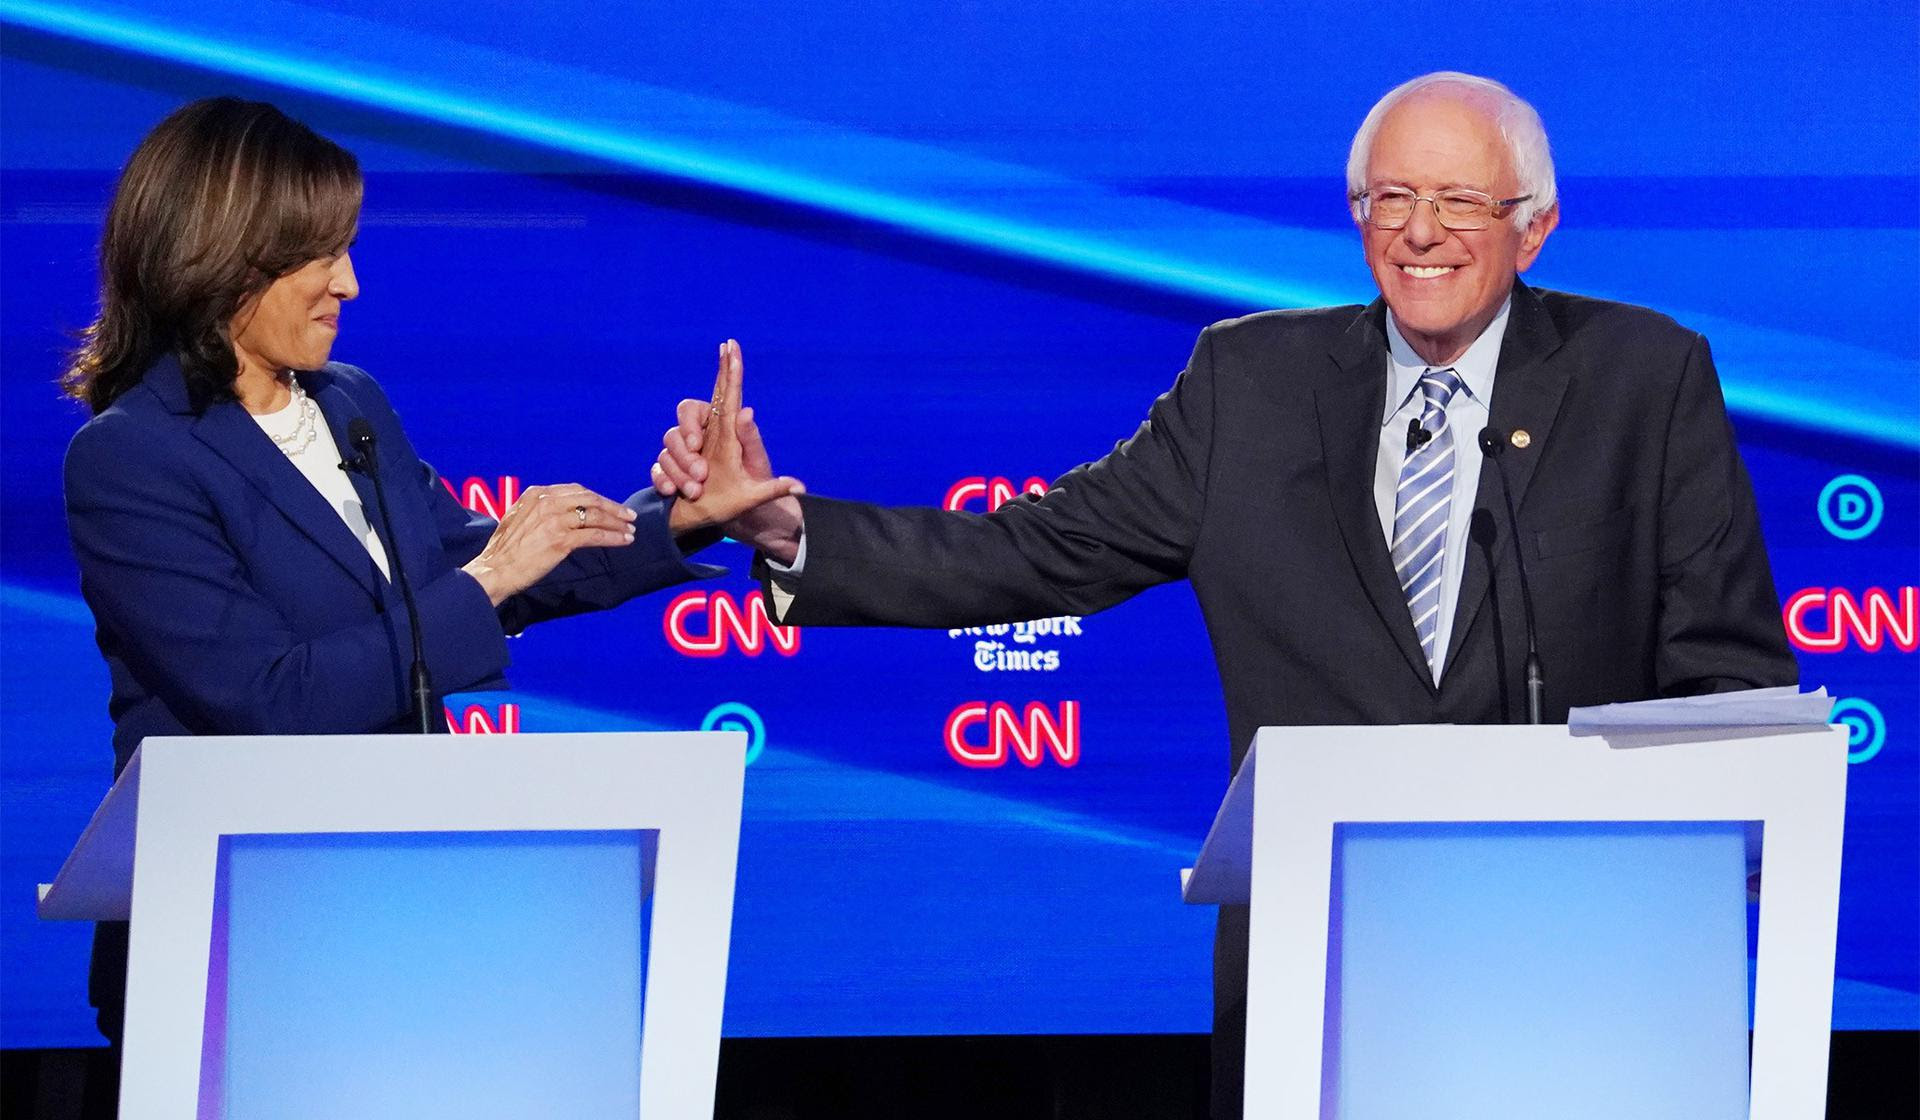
[
  {"xmin": 462, "ymin": 484, "xmax": 637, "ymax": 606},
  {"xmin": 660, "ymin": 340, "xmax": 805, "ymax": 561}
]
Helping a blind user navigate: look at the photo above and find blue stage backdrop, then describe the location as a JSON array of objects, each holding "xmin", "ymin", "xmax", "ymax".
[{"xmin": 2, "ymin": 1, "xmax": 1914, "ymax": 1047}]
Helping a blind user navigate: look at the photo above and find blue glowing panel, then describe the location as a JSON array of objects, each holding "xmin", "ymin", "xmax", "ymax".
[
  {"xmin": 1327, "ymin": 822, "xmax": 1750, "ymax": 1120},
  {"xmin": 210, "ymin": 831, "xmax": 649, "ymax": 1119}
]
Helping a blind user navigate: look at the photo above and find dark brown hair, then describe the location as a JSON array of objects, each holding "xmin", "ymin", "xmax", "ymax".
[{"xmin": 62, "ymin": 97, "xmax": 362, "ymax": 414}]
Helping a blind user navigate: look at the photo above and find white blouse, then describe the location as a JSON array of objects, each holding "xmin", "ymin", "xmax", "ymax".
[{"xmin": 250, "ymin": 384, "xmax": 393, "ymax": 581}]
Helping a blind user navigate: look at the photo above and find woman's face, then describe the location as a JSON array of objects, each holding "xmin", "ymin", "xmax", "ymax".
[{"xmin": 229, "ymin": 248, "xmax": 359, "ymax": 377}]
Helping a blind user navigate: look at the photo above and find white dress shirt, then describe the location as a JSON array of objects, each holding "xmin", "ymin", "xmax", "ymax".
[{"xmin": 1372, "ymin": 295, "xmax": 1510, "ymax": 682}]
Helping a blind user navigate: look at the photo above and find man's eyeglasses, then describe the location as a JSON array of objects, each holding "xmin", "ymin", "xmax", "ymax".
[{"xmin": 1353, "ymin": 187, "xmax": 1532, "ymax": 231}]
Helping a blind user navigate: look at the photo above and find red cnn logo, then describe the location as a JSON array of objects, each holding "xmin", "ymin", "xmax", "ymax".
[
  {"xmin": 442, "ymin": 475, "xmax": 523, "ymax": 519},
  {"xmin": 445, "ymin": 703, "xmax": 521, "ymax": 734},
  {"xmin": 944, "ymin": 476, "xmax": 1049, "ymax": 513},
  {"xmin": 944, "ymin": 701, "xmax": 1080, "ymax": 768},
  {"xmin": 664, "ymin": 590, "xmax": 801, "ymax": 657},
  {"xmin": 1784, "ymin": 587, "xmax": 1918, "ymax": 653}
]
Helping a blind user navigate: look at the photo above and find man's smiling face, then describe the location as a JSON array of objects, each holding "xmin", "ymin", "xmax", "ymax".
[{"xmin": 1359, "ymin": 91, "xmax": 1556, "ymax": 365}]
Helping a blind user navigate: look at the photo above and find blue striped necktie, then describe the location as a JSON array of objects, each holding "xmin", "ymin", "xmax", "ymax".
[{"xmin": 1391, "ymin": 367, "xmax": 1465, "ymax": 677}]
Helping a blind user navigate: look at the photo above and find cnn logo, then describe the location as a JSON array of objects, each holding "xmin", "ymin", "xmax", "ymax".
[
  {"xmin": 944, "ymin": 476, "xmax": 1049, "ymax": 513},
  {"xmin": 1784, "ymin": 587, "xmax": 1917, "ymax": 653},
  {"xmin": 443, "ymin": 475, "xmax": 522, "ymax": 519},
  {"xmin": 944, "ymin": 701, "xmax": 1080, "ymax": 768},
  {"xmin": 445, "ymin": 703, "xmax": 520, "ymax": 734},
  {"xmin": 664, "ymin": 590, "xmax": 801, "ymax": 657}
]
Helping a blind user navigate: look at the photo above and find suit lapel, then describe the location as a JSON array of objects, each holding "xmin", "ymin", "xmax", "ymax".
[
  {"xmin": 167, "ymin": 363, "xmax": 387, "ymax": 597},
  {"xmin": 1441, "ymin": 281, "xmax": 1570, "ymax": 679},
  {"xmin": 1315, "ymin": 301, "xmax": 1437, "ymax": 692},
  {"xmin": 306, "ymin": 369, "xmax": 411, "ymax": 583}
]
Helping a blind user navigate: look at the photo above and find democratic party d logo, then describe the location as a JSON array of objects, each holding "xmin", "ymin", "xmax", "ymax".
[
  {"xmin": 1830, "ymin": 698, "xmax": 1887, "ymax": 764},
  {"xmin": 1818, "ymin": 475, "xmax": 1883, "ymax": 541}
]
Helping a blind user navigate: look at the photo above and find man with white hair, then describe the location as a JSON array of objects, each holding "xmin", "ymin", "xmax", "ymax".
[{"xmin": 657, "ymin": 72, "xmax": 1795, "ymax": 1117}]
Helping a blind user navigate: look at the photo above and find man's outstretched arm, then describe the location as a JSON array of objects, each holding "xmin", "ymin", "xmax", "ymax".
[{"xmin": 654, "ymin": 331, "xmax": 1222, "ymax": 627}]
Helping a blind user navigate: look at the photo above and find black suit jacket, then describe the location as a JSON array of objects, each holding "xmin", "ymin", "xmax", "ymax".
[{"xmin": 769, "ymin": 280, "xmax": 1796, "ymax": 1114}]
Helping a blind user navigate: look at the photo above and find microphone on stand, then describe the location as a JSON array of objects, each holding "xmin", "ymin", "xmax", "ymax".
[
  {"xmin": 1477, "ymin": 427, "xmax": 1544, "ymax": 724},
  {"xmin": 341, "ymin": 417, "xmax": 435, "ymax": 734}
]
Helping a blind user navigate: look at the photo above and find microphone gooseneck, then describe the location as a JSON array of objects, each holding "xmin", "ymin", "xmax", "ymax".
[
  {"xmin": 1477, "ymin": 427, "xmax": 1545, "ymax": 724},
  {"xmin": 343, "ymin": 417, "xmax": 436, "ymax": 734}
]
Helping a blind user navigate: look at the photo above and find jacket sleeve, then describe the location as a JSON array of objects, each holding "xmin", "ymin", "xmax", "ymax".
[
  {"xmin": 772, "ymin": 325, "xmax": 1218, "ymax": 627},
  {"xmin": 63, "ymin": 411, "xmax": 511, "ymax": 735},
  {"xmin": 1652, "ymin": 333, "xmax": 1799, "ymax": 694},
  {"xmin": 346, "ymin": 366, "xmax": 723, "ymax": 638}
]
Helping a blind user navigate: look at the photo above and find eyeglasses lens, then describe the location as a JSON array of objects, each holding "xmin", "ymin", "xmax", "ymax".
[{"xmin": 1366, "ymin": 191, "xmax": 1494, "ymax": 231}]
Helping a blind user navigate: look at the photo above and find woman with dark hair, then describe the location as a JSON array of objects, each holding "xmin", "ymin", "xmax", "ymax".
[{"xmin": 61, "ymin": 96, "xmax": 787, "ymax": 1077}]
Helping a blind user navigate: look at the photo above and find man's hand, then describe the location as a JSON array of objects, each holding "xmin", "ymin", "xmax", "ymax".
[{"xmin": 659, "ymin": 340, "xmax": 806, "ymax": 564}]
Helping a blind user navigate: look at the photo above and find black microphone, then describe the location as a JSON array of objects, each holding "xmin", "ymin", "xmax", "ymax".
[
  {"xmin": 1405, "ymin": 418, "xmax": 1432, "ymax": 453},
  {"xmin": 1477, "ymin": 427, "xmax": 1545, "ymax": 724},
  {"xmin": 342, "ymin": 417, "xmax": 436, "ymax": 734}
]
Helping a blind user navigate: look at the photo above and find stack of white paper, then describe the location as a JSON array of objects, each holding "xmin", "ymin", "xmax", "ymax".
[{"xmin": 1567, "ymin": 685, "xmax": 1833, "ymax": 736}]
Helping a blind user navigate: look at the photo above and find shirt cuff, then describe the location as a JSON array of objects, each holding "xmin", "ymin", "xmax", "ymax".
[{"xmin": 764, "ymin": 532, "xmax": 806, "ymax": 622}]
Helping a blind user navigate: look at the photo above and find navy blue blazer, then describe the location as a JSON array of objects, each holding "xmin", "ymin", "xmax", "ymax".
[{"xmin": 64, "ymin": 357, "xmax": 713, "ymax": 771}]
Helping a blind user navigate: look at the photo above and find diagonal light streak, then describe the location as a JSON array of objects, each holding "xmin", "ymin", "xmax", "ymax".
[
  {"xmin": 3, "ymin": 0, "xmax": 1913, "ymax": 449},
  {"xmin": 0, "ymin": 0, "xmax": 1346, "ymax": 313}
]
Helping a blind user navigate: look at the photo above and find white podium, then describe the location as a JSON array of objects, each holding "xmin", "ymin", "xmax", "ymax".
[
  {"xmin": 1184, "ymin": 724, "xmax": 1848, "ymax": 1120},
  {"xmin": 38, "ymin": 731, "xmax": 747, "ymax": 1120}
]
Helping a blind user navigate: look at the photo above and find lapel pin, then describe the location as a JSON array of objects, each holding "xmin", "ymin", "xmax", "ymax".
[{"xmin": 1510, "ymin": 429, "xmax": 1532, "ymax": 449}]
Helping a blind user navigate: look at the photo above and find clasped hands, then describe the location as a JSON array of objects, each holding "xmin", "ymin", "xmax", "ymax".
[
  {"xmin": 460, "ymin": 340, "xmax": 802, "ymax": 607},
  {"xmin": 656, "ymin": 339, "xmax": 806, "ymax": 565}
]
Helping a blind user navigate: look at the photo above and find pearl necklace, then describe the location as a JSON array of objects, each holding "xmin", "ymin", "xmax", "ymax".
[{"xmin": 268, "ymin": 379, "xmax": 320, "ymax": 457}]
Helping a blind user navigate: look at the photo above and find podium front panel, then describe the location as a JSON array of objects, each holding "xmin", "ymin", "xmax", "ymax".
[
  {"xmin": 202, "ymin": 829, "xmax": 653, "ymax": 1119},
  {"xmin": 1234, "ymin": 724, "xmax": 1847, "ymax": 1120},
  {"xmin": 113, "ymin": 733, "xmax": 744, "ymax": 1120},
  {"xmin": 1325, "ymin": 820, "xmax": 1750, "ymax": 1120}
]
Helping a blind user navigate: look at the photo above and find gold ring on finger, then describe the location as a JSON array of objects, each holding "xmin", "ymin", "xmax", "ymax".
[{"xmin": 574, "ymin": 505, "xmax": 588, "ymax": 527}]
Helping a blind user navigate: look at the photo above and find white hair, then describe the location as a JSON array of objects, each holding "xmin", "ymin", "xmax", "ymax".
[{"xmin": 1346, "ymin": 72, "xmax": 1557, "ymax": 229}]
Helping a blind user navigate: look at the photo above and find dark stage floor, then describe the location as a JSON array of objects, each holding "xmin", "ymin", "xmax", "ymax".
[{"xmin": 4, "ymin": 1031, "xmax": 1915, "ymax": 1119}]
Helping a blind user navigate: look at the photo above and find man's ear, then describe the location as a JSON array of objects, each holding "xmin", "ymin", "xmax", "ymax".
[{"xmin": 1516, "ymin": 203, "xmax": 1559, "ymax": 272}]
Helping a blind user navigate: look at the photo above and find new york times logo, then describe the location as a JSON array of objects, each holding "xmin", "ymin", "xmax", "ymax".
[{"xmin": 950, "ymin": 617, "xmax": 1085, "ymax": 672}]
